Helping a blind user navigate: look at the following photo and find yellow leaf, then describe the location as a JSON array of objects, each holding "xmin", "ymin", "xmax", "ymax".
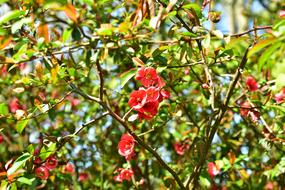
[{"xmin": 51, "ymin": 64, "xmax": 59, "ymax": 83}]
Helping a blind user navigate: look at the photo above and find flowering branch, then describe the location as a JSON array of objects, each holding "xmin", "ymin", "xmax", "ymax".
[{"xmin": 68, "ymin": 83, "xmax": 186, "ymax": 189}]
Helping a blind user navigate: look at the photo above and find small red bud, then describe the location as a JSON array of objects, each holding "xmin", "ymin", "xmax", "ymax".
[{"xmin": 202, "ymin": 83, "xmax": 209, "ymax": 89}]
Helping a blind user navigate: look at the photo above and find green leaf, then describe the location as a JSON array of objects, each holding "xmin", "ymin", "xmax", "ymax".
[
  {"xmin": 0, "ymin": 180, "xmax": 8, "ymax": 189},
  {"xmin": 62, "ymin": 28, "xmax": 73, "ymax": 43},
  {"xmin": 182, "ymin": 3, "xmax": 202, "ymax": 18},
  {"xmin": 152, "ymin": 48, "xmax": 165, "ymax": 58},
  {"xmin": 0, "ymin": 0, "xmax": 9, "ymax": 4},
  {"xmin": 11, "ymin": 18, "xmax": 32, "ymax": 34},
  {"xmin": 17, "ymin": 177, "xmax": 35, "ymax": 185},
  {"xmin": 199, "ymin": 176, "xmax": 211, "ymax": 187},
  {"xmin": 157, "ymin": 66, "xmax": 167, "ymax": 73},
  {"xmin": 7, "ymin": 153, "xmax": 32, "ymax": 176},
  {"xmin": 258, "ymin": 42, "xmax": 282, "ymax": 71},
  {"xmin": 0, "ymin": 10, "xmax": 25, "ymax": 25},
  {"xmin": 0, "ymin": 103, "xmax": 8, "ymax": 115},
  {"xmin": 72, "ymin": 27, "xmax": 81, "ymax": 41},
  {"xmin": 181, "ymin": 31, "xmax": 197, "ymax": 37},
  {"xmin": 15, "ymin": 119, "xmax": 29, "ymax": 134},
  {"xmin": 273, "ymin": 20, "xmax": 285, "ymax": 30},
  {"xmin": 120, "ymin": 69, "xmax": 137, "ymax": 88},
  {"xmin": 247, "ymin": 38, "xmax": 276, "ymax": 58}
]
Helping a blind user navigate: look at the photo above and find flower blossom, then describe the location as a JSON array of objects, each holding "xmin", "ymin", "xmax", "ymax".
[
  {"xmin": 246, "ymin": 76, "xmax": 258, "ymax": 92},
  {"xmin": 240, "ymin": 101, "xmax": 260, "ymax": 122},
  {"xmin": 136, "ymin": 67, "xmax": 165, "ymax": 88},
  {"xmin": 114, "ymin": 168, "xmax": 134, "ymax": 182},
  {"xmin": 35, "ymin": 166, "xmax": 49, "ymax": 180},
  {"xmin": 173, "ymin": 142, "xmax": 190, "ymax": 155},
  {"xmin": 274, "ymin": 88, "xmax": 285, "ymax": 104},
  {"xmin": 207, "ymin": 162, "xmax": 220, "ymax": 178},
  {"xmin": 44, "ymin": 155, "xmax": 58, "ymax": 170},
  {"xmin": 118, "ymin": 134, "xmax": 135, "ymax": 160}
]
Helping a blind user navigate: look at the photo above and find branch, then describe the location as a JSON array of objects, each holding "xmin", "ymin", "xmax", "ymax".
[
  {"xmin": 70, "ymin": 84, "xmax": 186, "ymax": 189},
  {"xmin": 230, "ymin": 26, "xmax": 272, "ymax": 37},
  {"xmin": 95, "ymin": 60, "xmax": 104, "ymax": 101},
  {"xmin": 186, "ymin": 46, "xmax": 250, "ymax": 189},
  {"xmin": 73, "ymin": 112, "xmax": 109, "ymax": 136},
  {"xmin": 56, "ymin": 112, "xmax": 109, "ymax": 151}
]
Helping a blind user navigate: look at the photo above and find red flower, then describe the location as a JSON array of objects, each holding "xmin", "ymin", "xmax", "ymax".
[
  {"xmin": 9, "ymin": 98, "xmax": 25, "ymax": 113},
  {"xmin": 65, "ymin": 163, "xmax": 75, "ymax": 174},
  {"xmin": 136, "ymin": 67, "xmax": 159, "ymax": 87},
  {"xmin": 118, "ymin": 134, "xmax": 135, "ymax": 159},
  {"xmin": 114, "ymin": 168, "xmax": 134, "ymax": 182},
  {"xmin": 35, "ymin": 166, "xmax": 49, "ymax": 180},
  {"xmin": 0, "ymin": 135, "xmax": 3, "ymax": 144},
  {"xmin": 138, "ymin": 101, "xmax": 159, "ymax": 120},
  {"xmin": 246, "ymin": 76, "xmax": 258, "ymax": 91},
  {"xmin": 275, "ymin": 88, "xmax": 285, "ymax": 104},
  {"xmin": 44, "ymin": 155, "xmax": 58, "ymax": 170},
  {"xmin": 207, "ymin": 162, "xmax": 220, "ymax": 178},
  {"xmin": 79, "ymin": 172, "xmax": 88, "ymax": 181},
  {"xmin": 240, "ymin": 102, "xmax": 251, "ymax": 117},
  {"xmin": 173, "ymin": 142, "xmax": 189, "ymax": 155},
  {"xmin": 146, "ymin": 87, "xmax": 160, "ymax": 102},
  {"xmin": 240, "ymin": 102, "xmax": 260, "ymax": 122},
  {"xmin": 157, "ymin": 76, "xmax": 166, "ymax": 88},
  {"xmin": 128, "ymin": 89, "xmax": 147, "ymax": 110},
  {"xmin": 125, "ymin": 151, "xmax": 136, "ymax": 161},
  {"xmin": 160, "ymin": 89, "xmax": 170, "ymax": 99}
]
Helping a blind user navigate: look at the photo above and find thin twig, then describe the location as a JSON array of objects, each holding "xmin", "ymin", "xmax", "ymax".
[
  {"xmin": 73, "ymin": 112, "xmax": 109, "ymax": 136},
  {"xmin": 95, "ymin": 60, "xmax": 104, "ymax": 101}
]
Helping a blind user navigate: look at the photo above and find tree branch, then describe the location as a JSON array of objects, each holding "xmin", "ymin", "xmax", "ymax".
[{"xmin": 186, "ymin": 46, "xmax": 250, "ymax": 189}]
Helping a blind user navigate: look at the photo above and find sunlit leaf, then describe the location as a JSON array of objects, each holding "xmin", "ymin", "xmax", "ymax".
[
  {"xmin": 11, "ymin": 18, "xmax": 32, "ymax": 34},
  {"xmin": 7, "ymin": 153, "xmax": 32, "ymax": 176},
  {"xmin": 0, "ymin": 103, "xmax": 8, "ymax": 115},
  {"xmin": 0, "ymin": 10, "xmax": 25, "ymax": 25},
  {"xmin": 15, "ymin": 119, "xmax": 29, "ymax": 134},
  {"xmin": 17, "ymin": 177, "xmax": 35, "ymax": 185},
  {"xmin": 247, "ymin": 38, "xmax": 276, "ymax": 58},
  {"xmin": 120, "ymin": 69, "xmax": 137, "ymax": 88}
]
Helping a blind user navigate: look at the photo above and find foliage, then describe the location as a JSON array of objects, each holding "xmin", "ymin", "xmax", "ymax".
[{"xmin": 0, "ymin": 0, "xmax": 285, "ymax": 189}]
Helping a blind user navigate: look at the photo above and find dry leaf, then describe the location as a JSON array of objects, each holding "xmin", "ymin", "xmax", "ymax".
[{"xmin": 38, "ymin": 24, "xmax": 49, "ymax": 43}]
